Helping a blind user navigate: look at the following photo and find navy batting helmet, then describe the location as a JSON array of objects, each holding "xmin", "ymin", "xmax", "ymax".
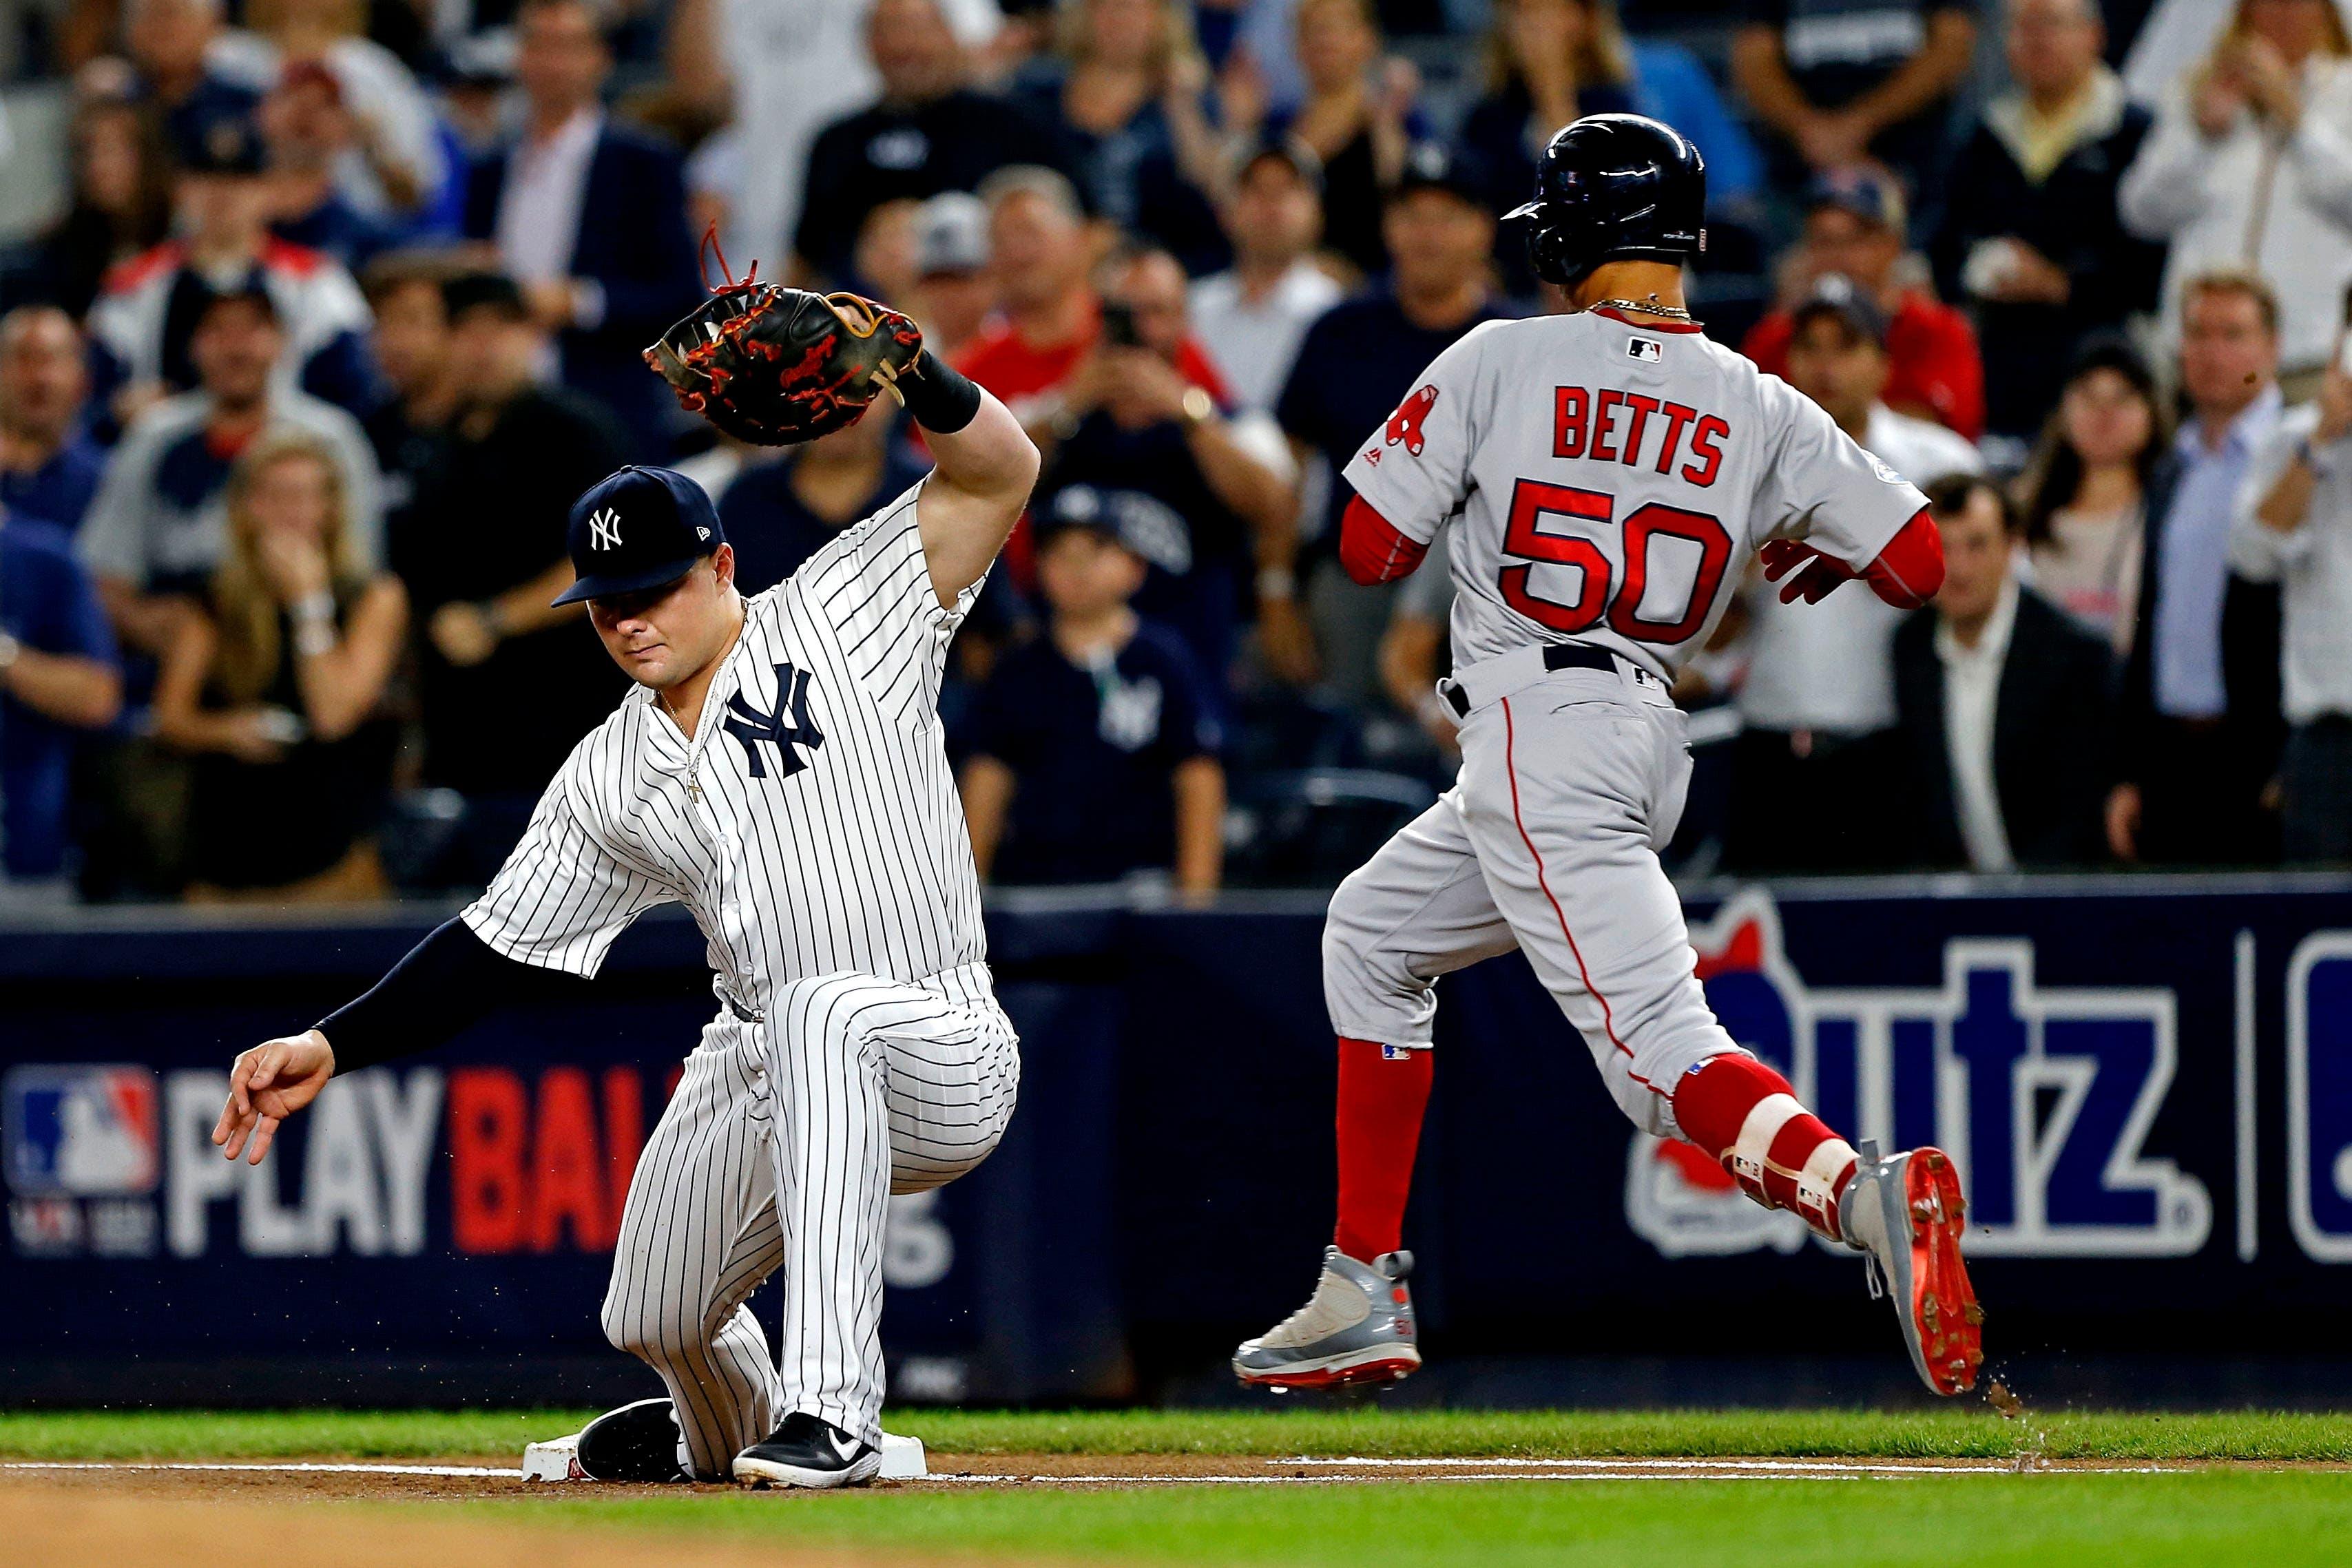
[{"xmin": 1507, "ymin": 114, "xmax": 1705, "ymax": 289}]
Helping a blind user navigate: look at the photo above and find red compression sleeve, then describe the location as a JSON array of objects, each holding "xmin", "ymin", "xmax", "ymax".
[
  {"xmin": 1338, "ymin": 495, "xmax": 1428, "ymax": 585},
  {"xmin": 1860, "ymin": 508, "xmax": 1945, "ymax": 609},
  {"xmin": 1333, "ymin": 1037, "xmax": 1435, "ymax": 1262}
]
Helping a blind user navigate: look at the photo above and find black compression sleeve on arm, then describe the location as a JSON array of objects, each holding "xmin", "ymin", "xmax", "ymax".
[
  {"xmin": 900, "ymin": 351, "xmax": 984, "ymax": 434},
  {"xmin": 316, "ymin": 918, "xmax": 587, "ymax": 1074}
]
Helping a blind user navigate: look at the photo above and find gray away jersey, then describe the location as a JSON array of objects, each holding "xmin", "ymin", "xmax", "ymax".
[
  {"xmin": 464, "ymin": 480, "xmax": 986, "ymax": 1016},
  {"xmin": 1342, "ymin": 308, "xmax": 1929, "ymax": 680}
]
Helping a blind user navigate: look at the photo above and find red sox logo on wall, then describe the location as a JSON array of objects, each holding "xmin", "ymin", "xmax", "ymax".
[{"xmin": 1375, "ymin": 384, "xmax": 1440, "ymax": 463}]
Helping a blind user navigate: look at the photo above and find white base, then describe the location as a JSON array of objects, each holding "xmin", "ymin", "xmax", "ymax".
[
  {"xmin": 521, "ymin": 1434, "xmax": 584, "ymax": 1482},
  {"xmin": 523, "ymin": 1429, "xmax": 926, "ymax": 1482},
  {"xmin": 878, "ymin": 1433, "xmax": 927, "ymax": 1480}
]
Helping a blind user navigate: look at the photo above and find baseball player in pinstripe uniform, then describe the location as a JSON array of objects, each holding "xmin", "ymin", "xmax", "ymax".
[{"xmin": 211, "ymin": 315, "xmax": 1037, "ymax": 1488}]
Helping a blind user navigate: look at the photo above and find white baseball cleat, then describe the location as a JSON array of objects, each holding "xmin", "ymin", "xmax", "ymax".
[
  {"xmin": 1841, "ymin": 1142, "xmax": 1984, "ymax": 1397},
  {"xmin": 1234, "ymin": 1246, "xmax": 1422, "ymax": 1390}
]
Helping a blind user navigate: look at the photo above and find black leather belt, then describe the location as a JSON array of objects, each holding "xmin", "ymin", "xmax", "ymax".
[
  {"xmin": 1442, "ymin": 642, "xmax": 1619, "ymax": 718},
  {"xmin": 726, "ymin": 996, "xmax": 763, "ymax": 1024}
]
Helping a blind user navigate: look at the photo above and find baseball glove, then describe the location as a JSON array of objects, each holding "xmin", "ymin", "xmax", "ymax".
[{"xmin": 643, "ymin": 282, "xmax": 926, "ymax": 446}]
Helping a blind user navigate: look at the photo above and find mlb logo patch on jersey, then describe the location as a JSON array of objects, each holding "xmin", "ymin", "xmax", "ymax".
[
  {"xmin": 3, "ymin": 1066, "xmax": 159, "ymax": 1197},
  {"xmin": 1627, "ymin": 336, "xmax": 1663, "ymax": 362}
]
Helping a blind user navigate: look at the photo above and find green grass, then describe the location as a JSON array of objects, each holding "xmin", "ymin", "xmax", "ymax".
[
  {"xmin": 6, "ymin": 1409, "xmax": 2350, "ymax": 1567},
  {"xmin": 6, "ymin": 1406, "xmax": 2352, "ymax": 1463},
  {"xmin": 490, "ymin": 1472, "xmax": 2352, "ymax": 1568}
]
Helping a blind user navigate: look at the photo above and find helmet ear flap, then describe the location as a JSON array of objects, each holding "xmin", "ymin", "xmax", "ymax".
[{"xmin": 1526, "ymin": 219, "xmax": 1590, "ymax": 290}]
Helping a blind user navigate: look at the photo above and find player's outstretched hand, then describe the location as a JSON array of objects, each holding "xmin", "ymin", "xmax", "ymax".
[
  {"xmin": 213, "ymin": 1029, "xmax": 337, "ymax": 1165},
  {"xmin": 1758, "ymin": 539, "xmax": 1859, "ymax": 605}
]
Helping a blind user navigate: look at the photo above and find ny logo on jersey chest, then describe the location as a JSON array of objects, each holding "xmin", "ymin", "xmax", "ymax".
[{"xmin": 724, "ymin": 662, "xmax": 825, "ymax": 780}]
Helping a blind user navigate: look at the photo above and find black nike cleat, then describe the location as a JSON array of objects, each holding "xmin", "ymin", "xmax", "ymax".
[
  {"xmin": 574, "ymin": 1397, "xmax": 690, "ymax": 1483},
  {"xmin": 732, "ymin": 1411, "xmax": 882, "ymax": 1489}
]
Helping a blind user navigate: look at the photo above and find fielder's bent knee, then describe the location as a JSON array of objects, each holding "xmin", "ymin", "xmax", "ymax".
[{"xmin": 600, "ymin": 1291, "xmax": 659, "ymax": 1360}]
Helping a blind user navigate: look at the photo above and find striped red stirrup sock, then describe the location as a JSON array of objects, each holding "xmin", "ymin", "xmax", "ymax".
[
  {"xmin": 1670, "ymin": 1054, "xmax": 1857, "ymax": 1243},
  {"xmin": 1333, "ymin": 1036, "xmax": 1435, "ymax": 1262}
]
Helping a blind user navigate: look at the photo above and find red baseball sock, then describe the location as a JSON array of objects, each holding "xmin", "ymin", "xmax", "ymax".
[
  {"xmin": 1333, "ymin": 1036, "xmax": 1434, "ymax": 1262},
  {"xmin": 1672, "ymin": 1054, "xmax": 1856, "ymax": 1242}
]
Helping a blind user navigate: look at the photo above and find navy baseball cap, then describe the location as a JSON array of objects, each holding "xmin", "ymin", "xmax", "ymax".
[
  {"xmin": 554, "ymin": 467, "xmax": 727, "ymax": 606},
  {"xmin": 1791, "ymin": 272, "xmax": 1888, "ymax": 348}
]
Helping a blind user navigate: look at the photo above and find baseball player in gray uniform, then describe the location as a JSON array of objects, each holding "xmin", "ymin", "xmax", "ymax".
[
  {"xmin": 1232, "ymin": 116, "xmax": 1984, "ymax": 1398},
  {"xmin": 211, "ymin": 320, "xmax": 1037, "ymax": 1487}
]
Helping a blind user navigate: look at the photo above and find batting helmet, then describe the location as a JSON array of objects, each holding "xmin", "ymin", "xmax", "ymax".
[{"xmin": 1506, "ymin": 114, "xmax": 1706, "ymax": 290}]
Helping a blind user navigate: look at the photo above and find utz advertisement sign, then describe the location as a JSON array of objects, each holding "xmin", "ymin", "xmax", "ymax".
[{"xmin": 1627, "ymin": 893, "xmax": 2212, "ymax": 1262}]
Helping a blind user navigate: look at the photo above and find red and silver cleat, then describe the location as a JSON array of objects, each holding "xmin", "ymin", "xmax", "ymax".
[{"xmin": 1842, "ymin": 1143, "xmax": 1984, "ymax": 1397}]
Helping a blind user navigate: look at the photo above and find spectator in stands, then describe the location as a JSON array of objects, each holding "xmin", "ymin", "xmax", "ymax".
[
  {"xmin": 1189, "ymin": 139, "xmax": 1343, "ymax": 415},
  {"xmin": 153, "ymin": 430, "xmax": 403, "ymax": 901},
  {"xmin": 1727, "ymin": 278, "xmax": 1981, "ymax": 873},
  {"xmin": 2231, "ymin": 285, "xmax": 2352, "ymax": 863},
  {"xmin": 1033, "ymin": 245, "xmax": 1295, "ymax": 691},
  {"xmin": 1743, "ymin": 170, "xmax": 1985, "ymax": 441},
  {"xmin": 663, "ymin": 0, "xmax": 875, "ymax": 280},
  {"xmin": 0, "ymin": 503, "xmax": 122, "ymax": 905},
  {"xmin": 960, "ymin": 166, "xmax": 1205, "ymax": 436},
  {"xmin": 1011, "ymin": 0, "xmax": 1227, "ymax": 271},
  {"xmin": 391, "ymin": 271, "xmax": 627, "ymax": 879},
  {"xmin": 1731, "ymin": 0, "xmax": 1977, "ymax": 195},
  {"xmin": 0, "ymin": 308, "xmax": 104, "ymax": 536},
  {"xmin": 720, "ymin": 408, "xmax": 930, "ymax": 595},
  {"xmin": 13, "ymin": 93, "xmax": 174, "ymax": 319},
  {"xmin": 1931, "ymin": 0, "xmax": 2165, "ymax": 446},
  {"xmin": 80, "ymin": 283, "xmax": 381, "ymax": 658},
  {"xmin": 908, "ymin": 191, "xmax": 999, "ymax": 364},
  {"xmin": 207, "ymin": 0, "xmax": 447, "ymax": 224},
  {"xmin": 1893, "ymin": 473, "xmax": 2115, "ymax": 871},
  {"xmin": 1276, "ymin": 143, "xmax": 1515, "ymax": 696},
  {"xmin": 259, "ymin": 59, "xmax": 395, "ymax": 269},
  {"xmin": 1250, "ymin": 0, "xmax": 1424, "ymax": 278},
  {"xmin": 1460, "ymin": 0, "xmax": 1639, "ymax": 222},
  {"xmin": 87, "ymin": 109, "xmax": 377, "ymax": 423},
  {"xmin": 465, "ymin": 0, "xmax": 702, "ymax": 459},
  {"xmin": 960, "ymin": 508, "xmax": 1226, "ymax": 892},
  {"xmin": 2120, "ymin": 0, "xmax": 2352, "ymax": 393},
  {"xmin": 795, "ymin": 0, "xmax": 1075, "ymax": 287},
  {"xmin": 2015, "ymin": 335, "xmax": 2165, "ymax": 654},
  {"xmin": 119, "ymin": 0, "xmax": 260, "ymax": 151},
  {"xmin": 356, "ymin": 251, "xmax": 458, "ymax": 533},
  {"xmin": 2110, "ymin": 270, "xmax": 2286, "ymax": 866}
]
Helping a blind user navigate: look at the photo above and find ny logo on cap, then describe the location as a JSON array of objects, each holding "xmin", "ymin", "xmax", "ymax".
[{"xmin": 589, "ymin": 508, "xmax": 623, "ymax": 551}]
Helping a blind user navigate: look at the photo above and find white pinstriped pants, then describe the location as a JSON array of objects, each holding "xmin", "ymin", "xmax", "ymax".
[{"xmin": 599, "ymin": 966, "xmax": 1019, "ymax": 1474}]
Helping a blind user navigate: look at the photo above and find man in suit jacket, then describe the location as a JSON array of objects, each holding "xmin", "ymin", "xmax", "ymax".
[
  {"xmin": 1894, "ymin": 474, "xmax": 2116, "ymax": 870},
  {"xmin": 2108, "ymin": 273, "xmax": 2286, "ymax": 866},
  {"xmin": 464, "ymin": 0, "xmax": 700, "ymax": 459}
]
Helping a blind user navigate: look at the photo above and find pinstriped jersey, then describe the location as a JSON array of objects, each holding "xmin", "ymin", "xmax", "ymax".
[
  {"xmin": 1342, "ymin": 308, "xmax": 1929, "ymax": 680},
  {"xmin": 462, "ymin": 479, "xmax": 986, "ymax": 1015}
]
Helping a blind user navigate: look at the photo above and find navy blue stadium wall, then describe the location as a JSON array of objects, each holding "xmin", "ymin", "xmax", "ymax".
[{"xmin": 3, "ymin": 875, "xmax": 2351, "ymax": 1408}]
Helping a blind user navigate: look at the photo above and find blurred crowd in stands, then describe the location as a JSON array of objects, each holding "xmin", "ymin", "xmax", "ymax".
[{"xmin": 0, "ymin": 0, "xmax": 2348, "ymax": 909}]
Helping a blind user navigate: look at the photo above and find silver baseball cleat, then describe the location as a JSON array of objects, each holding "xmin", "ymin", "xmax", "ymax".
[
  {"xmin": 1841, "ymin": 1141, "xmax": 1984, "ymax": 1397},
  {"xmin": 1234, "ymin": 1246, "xmax": 1422, "ymax": 1390}
]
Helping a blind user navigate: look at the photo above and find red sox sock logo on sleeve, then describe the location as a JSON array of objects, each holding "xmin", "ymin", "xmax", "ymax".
[{"xmin": 1382, "ymin": 384, "xmax": 1440, "ymax": 458}]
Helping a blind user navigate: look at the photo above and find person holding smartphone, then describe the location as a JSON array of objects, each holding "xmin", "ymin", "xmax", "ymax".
[{"xmin": 1029, "ymin": 246, "xmax": 1297, "ymax": 696}]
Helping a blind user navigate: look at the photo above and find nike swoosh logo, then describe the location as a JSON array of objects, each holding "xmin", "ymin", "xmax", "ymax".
[{"xmin": 828, "ymin": 1430, "xmax": 858, "ymax": 1461}]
